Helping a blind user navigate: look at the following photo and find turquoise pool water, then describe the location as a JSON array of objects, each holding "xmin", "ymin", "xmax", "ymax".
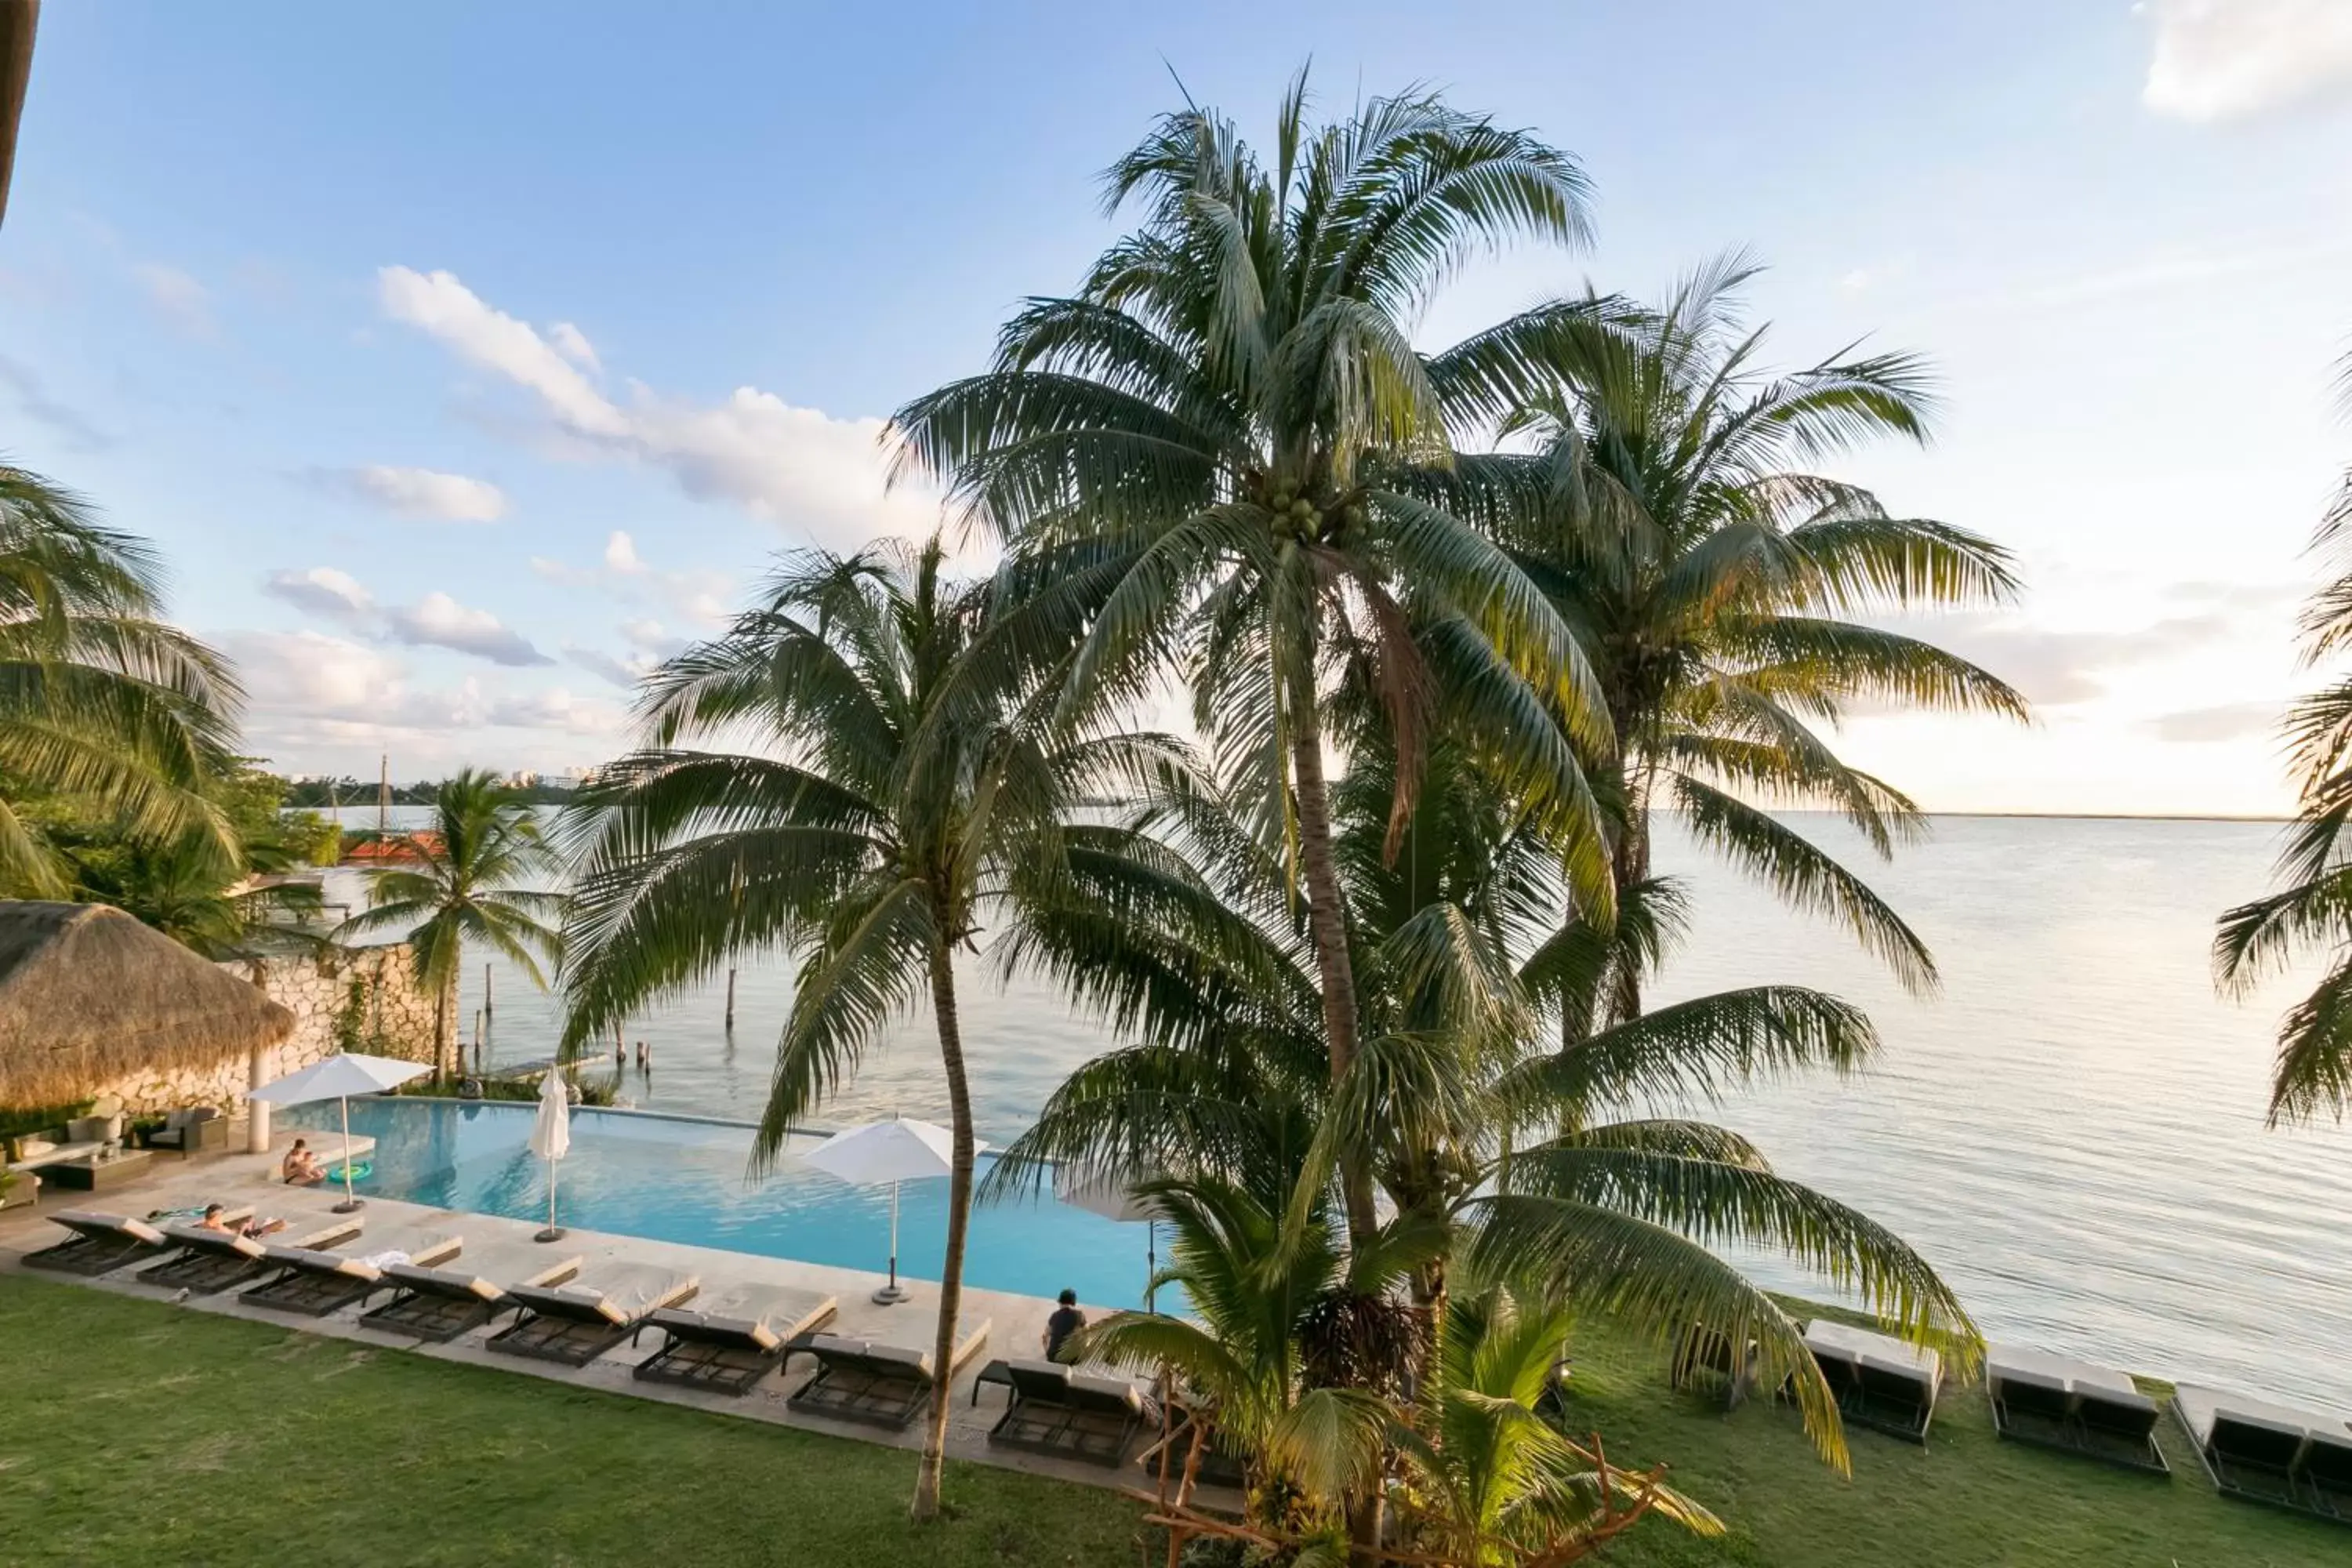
[{"xmin": 285, "ymin": 1098, "xmax": 1155, "ymax": 1311}]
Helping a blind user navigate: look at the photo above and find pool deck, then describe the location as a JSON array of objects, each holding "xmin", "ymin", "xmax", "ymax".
[{"xmin": 0, "ymin": 1131, "xmax": 1212, "ymax": 1505}]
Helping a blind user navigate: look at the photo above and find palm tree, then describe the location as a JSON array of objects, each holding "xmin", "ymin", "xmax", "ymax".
[
  {"xmin": 1082, "ymin": 1177, "xmax": 1719, "ymax": 1562},
  {"xmin": 889, "ymin": 74, "xmax": 1622, "ymax": 1245},
  {"xmin": 996, "ymin": 744, "xmax": 1975, "ymax": 1465},
  {"xmin": 336, "ymin": 768, "xmax": 562, "ymax": 1080},
  {"xmin": 1436, "ymin": 261, "xmax": 2027, "ymax": 1014},
  {"xmin": 0, "ymin": 464, "xmax": 244, "ymax": 892},
  {"xmin": 2216, "ymin": 351, "xmax": 2352, "ymax": 1122},
  {"xmin": 557, "ymin": 539, "xmax": 1174, "ymax": 1522}
]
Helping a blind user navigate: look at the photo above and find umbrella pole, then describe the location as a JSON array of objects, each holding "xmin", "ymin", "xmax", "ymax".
[
  {"xmin": 333, "ymin": 1094, "xmax": 362, "ymax": 1213},
  {"xmin": 1146, "ymin": 1219, "xmax": 1157, "ymax": 1313},
  {"xmin": 537, "ymin": 1156, "xmax": 564, "ymax": 1243},
  {"xmin": 873, "ymin": 1179, "xmax": 906, "ymax": 1305}
]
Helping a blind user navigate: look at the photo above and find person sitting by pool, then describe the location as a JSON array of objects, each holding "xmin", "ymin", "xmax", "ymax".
[
  {"xmin": 1042, "ymin": 1288, "xmax": 1086, "ymax": 1363},
  {"xmin": 280, "ymin": 1138, "xmax": 325, "ymax": 1186},
  {"xmin": 198, "ymin": 1203, "xmax": 285, "ymax": 1239}
]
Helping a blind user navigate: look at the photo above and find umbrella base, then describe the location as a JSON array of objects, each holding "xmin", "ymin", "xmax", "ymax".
[
  {"xmin": 332, "ymin": 1199, "xmax": 365, "ymax": 1214},
  {"xmin": 534, "ymin": 1226, "xmax": 568, "ymax": 1243},
  {"xmin": 870, "ymin": 1284, "xmax": 907, "ymax": 1305}
]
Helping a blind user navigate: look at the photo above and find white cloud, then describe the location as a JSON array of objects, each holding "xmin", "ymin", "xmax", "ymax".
[
  {"xmin": 262, "ymin": 568, "xmax": 553, "ymax": 667},
  {"xmin": 2142, "ymin": 0, "xmax": 2352, "ymax": 122},
  {"xmin": 532, "ymin": 528, "xmax": 734, "ymax": 626},
  {"xmin": 393, "ymin": 590, "xmax": 553, "ymax": 667},
  {"xmin": 2149, "ymin": 700, "xmax": 2283, "ymax": 742},
  {"xmin": 226, "ymin": 630, "xmax": 626, "ymax": 773},
  {"xmin": 340, "ymin": 464, "xmax": 510, "ymax": 522},
  {"xmin": 563, "ymin": 644, "xmax": 646, "ymax": 688},
  {"xmin": 377, "ymin": 265, "xmax": 943, "ymax": 546},
  {"xmin": 549, "ymin": 321, "xmax": 600, "ymax": 372},
  {"xmin": 133, "ymin": 263, "xmax": 216, "ymax": 337},
  {"xmin": 1893, "ymin": 612, "xmax": 2232, "ymax": 706},
  {"xmin": 263, "ymin": 565, "xmax": 376, "ymax": 623}
]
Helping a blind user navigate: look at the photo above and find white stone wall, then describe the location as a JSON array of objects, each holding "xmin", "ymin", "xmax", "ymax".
[{"xmin": 85, "ymin": 946, "xmax": 440, "ymax": 1115}]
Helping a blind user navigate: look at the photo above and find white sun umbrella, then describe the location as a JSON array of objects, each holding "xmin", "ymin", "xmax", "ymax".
[
  {"xmin": 246, "ymin": 1051, "xmax": 429, "ymax": 1213},
  {"xmin": 1055, "ymin": 1166, "xmax": 1167, "ymax": 1311},
  {"xmin": 802, "ymin": 1115, "xmax": 986, "ymax": 1305},
  {"xmin": 528, "ymin": 1069, "xmax": 572, "ymax": 1243}
]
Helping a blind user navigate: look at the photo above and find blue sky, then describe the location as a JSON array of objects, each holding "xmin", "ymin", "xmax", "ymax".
[{"xmin": 3, "ymin": 1, "xmax": 2350, "ymax": 811}]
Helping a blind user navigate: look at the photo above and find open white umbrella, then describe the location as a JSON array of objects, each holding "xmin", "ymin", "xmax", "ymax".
[
  {"xmin": 802, "ymin": 1115, "xmax": 985, "ymax": 1305},
  {"xmin": 1055, "ymin": 1166, "xmax": 1166, "ymax": 1311},
  {"xmin": 247, "ymin": 1051, "xmax": 429, "ymax": 1213},
  {"xmin": 529, "ymin": 1069, "xmax": 571, "ymax": 1243}
]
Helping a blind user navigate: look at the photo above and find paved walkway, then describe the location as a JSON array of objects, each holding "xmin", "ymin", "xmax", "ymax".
[{"xmin": 0, "ymin": 1131, "xmax": 1207, "ymax": 1503}]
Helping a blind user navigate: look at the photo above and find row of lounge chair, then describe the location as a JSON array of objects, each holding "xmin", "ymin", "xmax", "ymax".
[
  {"xmin": 1668, "ymin": 1319, "xmax": 2351, "ymax": 1526},
  {"xmin": 22, "ymin": 1203, "xmax": 1176, "ymax": 1455}
]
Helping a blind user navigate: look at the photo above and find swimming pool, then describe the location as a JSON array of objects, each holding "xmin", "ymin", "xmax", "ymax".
[{"xmin": 283, "ymin": 1098, "xmax": 1156, "ymax": 1309}]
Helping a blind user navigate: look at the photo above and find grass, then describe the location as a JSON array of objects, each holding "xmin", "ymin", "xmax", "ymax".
[
  {"xmin": 0, "ymin": 1276, "xmax": 1145, "ymax": 1568},
  {"xmin": 5, "ymin": 1276, "xmax": 2343, "ymax": 1567},
  {"xmin": 1554, "ymin": 1310, "xmax": 2345, "ymax": 1567}
]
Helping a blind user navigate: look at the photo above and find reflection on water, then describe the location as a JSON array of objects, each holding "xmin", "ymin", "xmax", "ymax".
[{"xmin": 325, "ymin": 808, "xmax": 2352, "ymax": 1407}]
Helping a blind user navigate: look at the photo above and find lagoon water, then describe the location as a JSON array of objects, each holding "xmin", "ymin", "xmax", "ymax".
[{"xmin": 323, "ymin": 809, "xmax": 2352, "ymax": 1410}]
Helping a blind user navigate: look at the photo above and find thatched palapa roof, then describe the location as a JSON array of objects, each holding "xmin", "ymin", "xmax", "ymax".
[{"xmin": 0, "ymin": 901, "xmax": 294, "ymax": 1112}]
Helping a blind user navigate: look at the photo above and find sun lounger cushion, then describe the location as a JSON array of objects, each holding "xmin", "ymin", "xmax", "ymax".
[
  {"xmin": 53, "ymin": 1210, "xmax": 167, "ymax": 1247},
  {"xmin": 1068, "ymin": 1372, "xmax": 1146, "ymax": 1414}
]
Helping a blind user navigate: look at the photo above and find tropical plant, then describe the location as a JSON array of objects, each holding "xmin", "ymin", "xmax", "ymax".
[
  {"xmin": 996, "ymin": 742, "xmax": 1977, "ymax": 1465},
  {"xmin": 556, "ymin": 538, "xmax": 1176, "ymax": 1521},
  {"xmin": 2216, "ymin": 351, "xmax": 2352, "ymax": 1122},
  {"xmin": 0, "ymin": 464, "xmax": 244, "ymax": 894},
  {"xmin": 1083, "ymin": 1176, "xmax": 1718, "ymax": 1565},
  {"xmin": 1432, "ymin": 261, "xmax": 2027, "ymax": 1016},
  {"xmin": 890, "ymin": 74, "xmax": 1625, "ymax": 1247},
  {"xmin": 335, "ymin": 767, "xmax": 563, "ymax": 1080}
]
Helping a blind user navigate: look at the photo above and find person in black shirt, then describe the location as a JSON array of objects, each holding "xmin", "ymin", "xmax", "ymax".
[{"xmin": 1042, "ymin": 1288, "xmax": 1086, "ymax": 1362}]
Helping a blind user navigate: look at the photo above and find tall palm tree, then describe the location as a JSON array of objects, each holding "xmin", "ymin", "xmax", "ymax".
[
  {"xmin": 1438, "ymin": 262, "xmax": 2027, "ymax": 1014},
  {"xmin": 890, "ymin": 74, "xmax": 1621, "ymax": 1245},
  {"xmin": 0, "ymin": 464, "xmax": 243, "ymax": 892},
  {"xmin": 336, "ymin": 768, "xmax": 562, "ymax": 1080},
  {"xmin": 557, "ymin": 539, "xmax": 1174, "ymax": 1522},
  {"xmin": 2216, "ymin": 351, "xmax": 2352, "ymax": 1122},
  {"xmin": 996, "ymin": 746, "xmax": 1976, "ymax": 1465}
]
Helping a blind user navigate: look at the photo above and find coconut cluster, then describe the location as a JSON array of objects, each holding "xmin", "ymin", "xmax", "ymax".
[{"xmin": 1258, "ymin": 479, "xmax": 1369, "ymax": 545}]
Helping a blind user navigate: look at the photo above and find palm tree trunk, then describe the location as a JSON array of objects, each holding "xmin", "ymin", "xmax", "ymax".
[
  {"xmin": 909, "ymin": 930, "xmax": 976, "ymax": 1523},
  {"xmin": 1287, "ymin": 701, "xmax": 1378, "ymax": 1247},
  {"xmin": 434, "ymin": 967, "xmax": 459, "ymax": 1080}
]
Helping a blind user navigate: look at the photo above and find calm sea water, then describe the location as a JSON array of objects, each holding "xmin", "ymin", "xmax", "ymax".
[{"xmin": 321, "ymin": 809, "xmax": 2352, "ymax": 1410}]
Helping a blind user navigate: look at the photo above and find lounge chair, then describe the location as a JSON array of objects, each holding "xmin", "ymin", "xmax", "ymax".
[
  {"xmin": 135, "ymin": 1214, "xmax": 364, "ymax": 1296},
  {"xmin": 1803, "ymin": 1320, "xmax": 1940, "ymax": 1443},
  {"xmin": 2305, "ymin": 1428, "xmax": 2352, "ymax": 1519},
  {"xmin": 485, "ymin": 1262, "xmax": 701, "ymax": 1367},
  {"xmin": 1670, "ymin": 1323, "xmax": 1760, "ymax": 1409},
  {"xmin": 2173, "ymin": 1383, "xmax": 2352, "ymax": 1522},
  {"xmin": 979, "ymin": 1356, "xmax": 1155, "ymax": 1466},
  {"xmin": 358, "ymin": 1243, "xmax": 584, "ymax": 1342},
  {"xmin": 238, "ymin": 1222, "xmax": 465, "ymax": 1318},
  {"xmin": 786, "ymin": 1319, "xmax": 992, "ymax": 1429},
  {"xmin": 1986, "ymin": 1345, "xmax": 2169, "ymax": 1475},
  {"xmin": 21, "ymin": 1206, "xmax": 251, "ymax": 1277},
  {"xmin": 630, "ymin": 1283, "xmax": 840, "ymax": 1396}
]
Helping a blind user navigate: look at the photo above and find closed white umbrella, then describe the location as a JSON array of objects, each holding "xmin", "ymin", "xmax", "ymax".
[
  {"xmin": 802, "ymin": 1115, "xmax": 986, "ymax": 1305},
  {"xmin": 528, "ymin": 1069, "xmax": 572, "ymax": 1243},
  {"xmin": 1056, "ymin": 1166, "xmax": 1166, "ymax": 1310},
  {"xmin": 247, "ymin": 1051, "xmax": 429, "ymax": 1213}
]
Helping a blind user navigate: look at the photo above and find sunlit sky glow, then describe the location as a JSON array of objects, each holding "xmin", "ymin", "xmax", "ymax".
[{"xmin": 4, "ymin": 1, "xmax": 2350, "ymax": 815}]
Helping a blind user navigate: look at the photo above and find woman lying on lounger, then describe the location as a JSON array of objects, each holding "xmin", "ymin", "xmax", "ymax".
[{"xmin": 281, "ymin": 1139, "xmax": 325, "ymax": 1185}]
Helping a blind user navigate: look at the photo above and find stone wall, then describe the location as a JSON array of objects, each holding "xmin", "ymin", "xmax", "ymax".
[{"xmin": 87, "ymin": 946, "xmax": 440, "ymax": 1116}]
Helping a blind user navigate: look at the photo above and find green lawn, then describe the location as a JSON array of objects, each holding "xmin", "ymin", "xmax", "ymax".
[
  {"xmin": 4, "ymin": 1276, "xmax": 2343, "ymax": 1567},
  {"xmin": 0, "ymin": 1276, "xmax": 1145, "ymax": 1568},
  {"xmin": 1554, "ymin": 1311, "xmax": 2344, "ymax": 1568}
]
